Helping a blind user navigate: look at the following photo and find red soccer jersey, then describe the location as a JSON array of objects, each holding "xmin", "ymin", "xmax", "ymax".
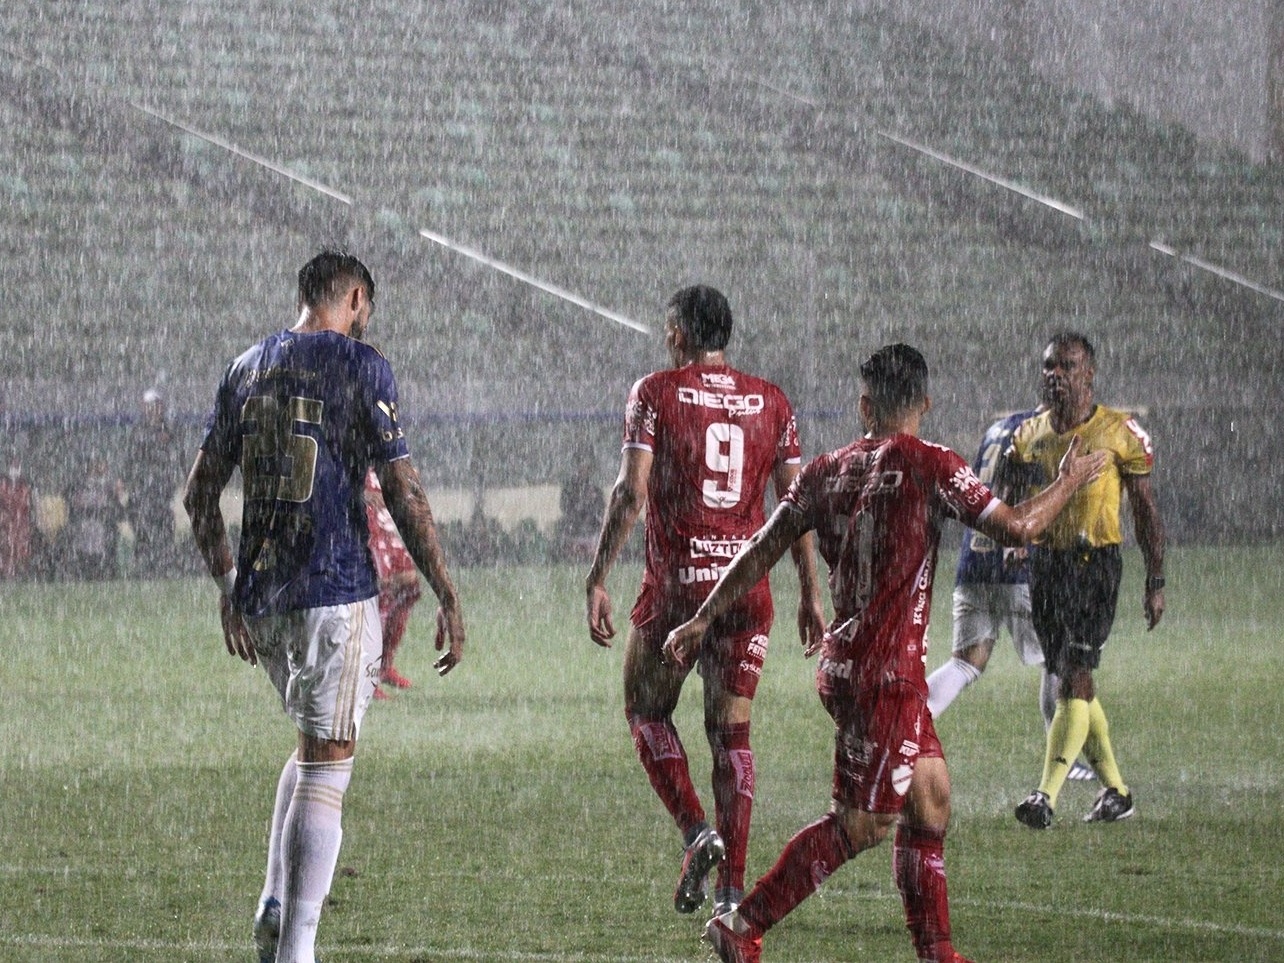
[
  {"xmin": 364, "ymin": 471, "xmax": 416, "ymax": 580},
  {"xmin": 783, "ymin": 433, "xmax": 998, "ymax": 696},
  {"xmin": 623, "ymin": 362, "xmax": 801, "ymax": 608}
]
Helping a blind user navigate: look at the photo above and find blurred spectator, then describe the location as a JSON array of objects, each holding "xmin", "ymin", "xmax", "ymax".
[
  {"xmin": 125, "ymin": 388, "xmax": 184, "ymax": 577},
  {"xmin": 67, "ymin": 458, "xmax": 126, "ymax": 580},
  {"xmin": 556, "ymin": 457, "xmax": 605, "ymax": 563},
  {"xmin": 0, "ymin": 457, "xmax": 36, "ymax": 580}
]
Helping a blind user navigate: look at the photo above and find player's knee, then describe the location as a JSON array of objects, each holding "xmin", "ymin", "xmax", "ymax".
[
  {"xmin": 834, "ymin": 804, "xmax": 894, "ymax": 853},
  {"xmin": 904, "ymin": 762, "xmax": 952, "ymax": 833},
  {"xmin": 705, "ymin": 717, "xmax": 752, "ymax": 755},
  {"xmin": 704, "ymin": 693, "xmax": 752, "ymax": 733}
]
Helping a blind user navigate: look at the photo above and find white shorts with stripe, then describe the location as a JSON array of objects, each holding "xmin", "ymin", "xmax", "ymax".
[
  {"xmin": 248, "ymin": 596, "xmax": 382, "ymax": 742},
  {"xmin": 950, "ymin": 582, "xmax": 1043, "ymax": 666}
]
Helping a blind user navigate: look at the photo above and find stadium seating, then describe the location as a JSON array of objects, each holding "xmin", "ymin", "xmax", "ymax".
[{"xmin": 2, "ymin": 0, "xmax": 1280, "ymax": 541}]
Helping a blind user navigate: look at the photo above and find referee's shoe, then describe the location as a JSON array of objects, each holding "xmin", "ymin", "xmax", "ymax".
[{"xmin": 1083, "ymin": 786, "xmax": 1135, "ymax": 823}]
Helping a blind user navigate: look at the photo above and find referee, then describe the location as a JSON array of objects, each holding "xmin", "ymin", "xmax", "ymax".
[{"xmin": 1010, "ymin": 332, "xmax": 1165, "ymax": 829}]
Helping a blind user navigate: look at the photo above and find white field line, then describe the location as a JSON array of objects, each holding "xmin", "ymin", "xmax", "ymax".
[{"xmin": 951, "ymin": 896, "xmax": 1284, "ymax": 941}]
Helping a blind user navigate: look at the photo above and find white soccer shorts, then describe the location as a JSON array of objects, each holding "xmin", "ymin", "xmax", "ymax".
[
  {"xmin": 248, "ymin": 596, "xmax": 383, "ymax": 742},
  {"xmin": 950, "ymin": 582, "xmax": 1043, "ymax": 666}
]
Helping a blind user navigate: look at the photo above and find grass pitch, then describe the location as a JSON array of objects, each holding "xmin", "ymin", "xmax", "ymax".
[{"xmin": 2, "ymin": 543, "xmax": 1282, "ymax": 962}]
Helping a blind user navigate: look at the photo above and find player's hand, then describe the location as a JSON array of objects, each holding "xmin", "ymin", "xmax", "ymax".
[
  {"xmin": 587, "ymin": 583, "xmax": 615, "ymax": 647},
  {"xmin": 219, "ymin": 594, "xmax": 257, "ymax": 665},
  {"xmin": 1144, "ymin": 587, "xmax": 1164, "ymax": 630},
  {"xmin": 661, "ymin": 618, "xmax": 707, "ymax": 670},
  {"xmin": 1056, "ymin": 434, "xmax": 1108, "ymax": 488},
  {"xmin": 433, "ymin": 602, "xmax": 465, "ymax": 676},
  {"xmin": 797, "ymin": 595, "xmax": 826, "ymax": 658},
  {"xmin": 1002, "ymin": 545, "xmax": 1029, "ymax": 571}
]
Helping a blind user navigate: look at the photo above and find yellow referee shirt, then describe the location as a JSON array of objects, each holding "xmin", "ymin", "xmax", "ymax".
[{"xmin": 1009, "ymin": 405, "xmax": 1154, "ymax": 550}]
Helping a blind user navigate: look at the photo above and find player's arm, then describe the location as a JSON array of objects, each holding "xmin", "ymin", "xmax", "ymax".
[
  {"xmin": 976, "ymin": 435, "xmax": 1107, "ymax": 547},
  {"xmin": 182, "ymin": 447, "xmax": 256, "ymax": 665},
  {"xmin": 992, "ymin": 445, "xmax": 1034, "ymax": 570},
  {"xmin": 663, "ymin": 502, "xmax": 810, "ymax": 668},
  {"xmin": 375, "ymin": 458, "xmax": 465, "ymax": 675},
  {"xmin": 1123, "ymin": 472, "xmax": 1166, "ymax": 630},
  {"xmin": 991, "ymin": 443, "xmax": 1030, "ymax": 504},
  {"xmin": 585, "ymin": 447, "xmax": 651, "ymax": 648},
  {"xmin": 773, "ymin": 461, "xmax": 825, "ymax": 657}
]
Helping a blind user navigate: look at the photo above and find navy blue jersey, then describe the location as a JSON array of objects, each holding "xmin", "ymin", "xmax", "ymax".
[
  {"xmin": 200, "ymin": 330, "xmax": 411, "ymax": 616},
  {"xmin": 954, "ymin": 408, "xmax": 1039, "ymax": 586}
]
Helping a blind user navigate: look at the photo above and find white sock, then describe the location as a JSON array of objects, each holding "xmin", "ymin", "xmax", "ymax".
[
  {"xmin": 261, "ymin": 751, "xmax": 299, "ymax": 907},
  {"xmin": 277, "ymin": 757, "xmax": 354, "ymax": 963},
  {"xmin": 1040, "ymin": 671, "xmax": 1060, "ymax": 729},
  {"xmin": 926, "ymin": 657, "xmax": 982, "ymax": 718}
]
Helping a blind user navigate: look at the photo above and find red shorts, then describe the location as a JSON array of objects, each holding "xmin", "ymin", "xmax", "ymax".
[
  {"xmin": 820, "ymin": 679, "xmax": 943, "ymax": 815},
  {"xmin": 632, "ymin": 583, "xmax": 774, "ymax": 700}
]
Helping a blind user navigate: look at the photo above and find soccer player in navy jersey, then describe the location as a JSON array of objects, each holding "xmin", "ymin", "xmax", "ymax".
[
  {"xmin": 664, "ymin": 344, "xmax": 1105, "ymax": 963},
  {"xmin": 183, "ymin": 250, "xmax": 464, "ymax": 963},
  {"xmin": 927, "ymin": 408, "xmax": 1045, "ymax": 718},
  {"xmin": 585, "ymin": 285, "xmax": 826, "ymax": 920},
  {"xmin": 926, "ymin": 406, "xmax": 1097, "ymax": 777}
]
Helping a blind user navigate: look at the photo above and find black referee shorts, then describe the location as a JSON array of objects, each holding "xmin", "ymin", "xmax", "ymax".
[{"xmin": 1029, "ymin": 545, "xmax": 1123, "ymax": 675}]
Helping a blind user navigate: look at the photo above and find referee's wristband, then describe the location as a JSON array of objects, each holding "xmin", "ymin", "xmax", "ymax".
[{"xmin": 216, "ymin": 567, "xmax": 238, "ymax": 597}]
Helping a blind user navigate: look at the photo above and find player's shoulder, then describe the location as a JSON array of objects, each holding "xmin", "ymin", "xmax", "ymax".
[
  {"xmin": 323, "ymin": 331, "xmax": 391, "ymax": 366},
  {"xmin": 895, "ymin": 434, "xmax": 968, "ymax": 473},
  {"xmin": 229, "ymin": 329, "xmax": 284, "ymax": 366},
  {"xmin": 807, "ymin": 437, "xmax": 870, "ymax": 476},
  {"xmin": 1093, "ymin": 404, "xmax": 1155, "ymax": 462},
  {"xmin": 356, "ymin": 339, "xmax": 391, "ymax": 362},
  {"xmin": 633, "ymin": 365, "xmax": 681, "ymax": 394},
  {"xmin": 1089, "ymin": 404, "xmax": 1145, "ymax": 441},
  {"xmin": 1092, "ymin": 404, "xmax": 1139, "ymax": 430},
  {"xmin": 1012, "ymin": 408, "xmax": 1054, "ymax": 443},
  {"xmin": 993, "ymin": 407, "xmax": 1040, "ymax": 435},
  {"xmin": 718, "ymin": 364, "xmax": 789, "ymax": 400}
]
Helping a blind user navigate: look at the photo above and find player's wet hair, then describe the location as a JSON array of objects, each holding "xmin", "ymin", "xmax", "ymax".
[
  {"xmin": 860, "ymin": 343, "xmax": 929, "ymax": 413},
  {"xmin": 298, "ymin": 250, "xmax": 375, "ymax": 310},
  {"xmin": 666, "ymin": 285, "xmax": 733, "ymax": 351},
  {"xmin": 1046, "ymin": 330, "xmax": 1095, "ymax": 364}
]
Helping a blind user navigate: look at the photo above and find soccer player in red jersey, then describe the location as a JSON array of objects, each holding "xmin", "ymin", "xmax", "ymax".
[
  {"xmin": 364, "ymin": 469, "xmax": 423, "ymax": 699},
  {"xmin": 586, "ymin": 285, "xmax": 825, "ymax": 920},
  {"xmin": 664, "ymin": 344, "xmax": 1105, "ymax": 963}
]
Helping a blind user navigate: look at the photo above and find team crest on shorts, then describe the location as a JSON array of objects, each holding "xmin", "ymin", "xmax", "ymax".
[{"xmin": 891, "ymin": 764, "xmax": 914, "ymax": 796}]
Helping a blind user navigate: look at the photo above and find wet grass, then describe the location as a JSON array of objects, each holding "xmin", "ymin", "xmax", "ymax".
[{"xmin": 1, "ymin": 544, "xmax": 1282, "ymax": 961}]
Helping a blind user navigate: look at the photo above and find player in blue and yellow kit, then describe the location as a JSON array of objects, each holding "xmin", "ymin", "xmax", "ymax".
[
  {"xmin": 184, "ymin": 251, "xmax": 465, "ymax": 963},
  {"xmin": 1009, "ymin": 332, "xmax": 1165, "ymax": 829},
  {"xmin": 926, "ymin": 407, "xmax": 1050, "ymax": 720}
]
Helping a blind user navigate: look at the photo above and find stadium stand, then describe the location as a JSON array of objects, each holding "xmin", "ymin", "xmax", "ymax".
[{"xmin": 2, "ymin": 0, "xmax": 1281, "ymax": 545}]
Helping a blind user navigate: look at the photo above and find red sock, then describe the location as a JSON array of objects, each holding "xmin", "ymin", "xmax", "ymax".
[
  {"xmin": 627, "ymin": 714, "xmax": 705, "ymax": 837},
  {"xmin": 893, "ymin": 824, "xmax": 955, "ymax": 962},
  {"xmin": 738, "ymin": 812, "xmax": 855, "ymax": 936},
  {"xmin": 708, "ymin": 721, "xmax": 754, "ymax": 897}
]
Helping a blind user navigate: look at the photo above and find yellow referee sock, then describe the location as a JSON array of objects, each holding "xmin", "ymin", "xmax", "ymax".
[
  {"xmin": 1038, "ymin": 698, "xmax": 1090, "ymax": 808},
  {"xmin": 1083, "ymin": 697, "xmax": 1128, "ymax": 794}
]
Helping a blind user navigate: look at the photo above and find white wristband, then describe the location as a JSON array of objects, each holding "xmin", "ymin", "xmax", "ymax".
[{"xmin": 216, "ymin": 567, "xmax": 238, "ymax": 597}]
